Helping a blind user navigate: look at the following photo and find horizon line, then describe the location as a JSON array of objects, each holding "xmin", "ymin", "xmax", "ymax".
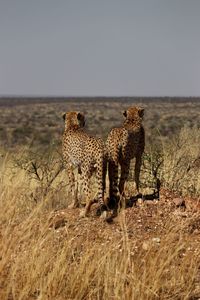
[{"xmin": 0, "ymin": 94, "xmax": 200, "ymax": 98}]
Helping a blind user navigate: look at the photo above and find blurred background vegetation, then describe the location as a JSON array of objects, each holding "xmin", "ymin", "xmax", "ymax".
[{"xmin": 0, "ymin": 97, "xmax": 200, "ymax": 149}]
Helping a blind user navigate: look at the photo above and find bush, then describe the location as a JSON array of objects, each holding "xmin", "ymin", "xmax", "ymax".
[
  {"xmin": 13, "ymin": 144, "xmax": 64, "ymax": 201},
  {"xmin": 162, "ymin": 125, "xmax": 200, "ymax": 196}
]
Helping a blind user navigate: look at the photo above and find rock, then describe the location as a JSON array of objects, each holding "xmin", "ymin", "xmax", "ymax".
[
  {"xmin": 145, "ymin": 200, "xmax": 158, "ymax": 205},
  {"xmin": 49, "ymin": 214, "xmax": 67, "ymax": 229},
  {"xmin": 142, "ymin": 238, "xmax": 161, "ymax": 250},
  {"xmin": 173, "ymin": 197, "xmax": 185, "ymax": 207},
  {"xmin": 54, "ymin": 218, "xmax": 66, "ymax": 229},
  {"xmin": 142, "ymin": 241, "xmax": 151, "ymax": 251},
  {"xmin": 152, "ymin": 237, "xmax": 161, "ymax": 244}
]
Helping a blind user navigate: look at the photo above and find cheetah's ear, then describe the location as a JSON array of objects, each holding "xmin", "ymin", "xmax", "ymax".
[
  {"xmin": 77, "ymin": 112, "xmax": 85, "ymax": 127},
  {"xmin": 77, "ymin": 112, "xmax": 83, "ymax": 120},
  {"xmin": 62, "ymin": 113, "xmax": 66, "ymax": 121},
  {"xmin": 138, "ymin": 108, "xmax": 144, "ymax": 118},
  {"xmin": 123, "ymin": 110, "xmax": 127, "ymax": 118}
]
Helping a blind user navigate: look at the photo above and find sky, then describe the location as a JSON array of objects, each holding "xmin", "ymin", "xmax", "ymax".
[{"xmin": 0, "ymin": 0, "xmax": 200, "ymax": 97}]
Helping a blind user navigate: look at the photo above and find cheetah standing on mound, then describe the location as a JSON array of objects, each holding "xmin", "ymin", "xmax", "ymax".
[
  {"xmin": 106, "ymin": 106, "xmax": 145, "ymax": 208},
  {"xmin": 62, "ymin": 111, "xmax": 106, "ymax": 217}
]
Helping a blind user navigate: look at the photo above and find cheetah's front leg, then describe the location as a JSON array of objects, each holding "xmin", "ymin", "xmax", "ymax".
[
  {"xmin": 79, "ymin": 166, "xmax": 93, "ymax": 217},
  {"xmin": 66, "ymin": 164, "xmax": 79, "ymax": 208}
]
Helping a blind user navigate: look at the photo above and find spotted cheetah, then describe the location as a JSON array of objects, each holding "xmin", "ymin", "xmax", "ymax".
[
  {"xmin": 62, "ymin": 111, "xmax": 106, "ymax": 217},
  {"xmin": 106, "ymin": 106, "xmax": 145, "ymax": 207}
]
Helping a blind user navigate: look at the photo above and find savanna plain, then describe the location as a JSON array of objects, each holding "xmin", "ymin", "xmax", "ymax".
[{"xmin": 0, "ymin": 97, "xmax": 200, "ymax": 300}]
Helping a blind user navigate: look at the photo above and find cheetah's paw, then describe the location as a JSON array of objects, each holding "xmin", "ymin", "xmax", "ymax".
[
  {"xmin": 79, "ymin": 209, "xmax": 88, "ymax": 218},
  {"xmin": 100, "ymin": 210, "xmax": 108, "ymax": 220}
]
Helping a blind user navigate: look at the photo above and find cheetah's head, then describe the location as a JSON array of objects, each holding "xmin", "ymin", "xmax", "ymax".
[
  {"xmin": 123, "ymin": 106, "xmax": 144, "ymax": 123},
  {"xmin": 62, "ymin": 111, "xmax": 85, "ymax": 130}
]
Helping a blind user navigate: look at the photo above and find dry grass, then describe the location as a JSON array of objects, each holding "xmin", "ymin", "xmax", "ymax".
[
  {"xmin": 0, "ymin": 182, "xmax": 199, "ymax": 300},
  {"xmin": 0, "ymin": 126, "xmax": 200, "ymax": 300},
  {"xmin": 162, "ymin": 125, "xmax": 200, "ymax": 196}
]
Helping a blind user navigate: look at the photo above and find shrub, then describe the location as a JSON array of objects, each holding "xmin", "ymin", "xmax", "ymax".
[{"xmin": 162, "ymin": 125, "xmax": 200, "ymax": 196}]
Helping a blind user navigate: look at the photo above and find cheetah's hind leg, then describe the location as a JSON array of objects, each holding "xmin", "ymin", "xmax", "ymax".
[{"xmin": 108, "ymin": 160, "xmax": 120, "ymax": 209}]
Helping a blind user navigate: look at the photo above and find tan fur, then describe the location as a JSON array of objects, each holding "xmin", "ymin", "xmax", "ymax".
[
  {"xmin": 106, "ymin": 106, "xmax": 145, "ymax": 207},
  {"xmin": 62, "ymin": 111, "xmax": 106, "ymax": 217}
]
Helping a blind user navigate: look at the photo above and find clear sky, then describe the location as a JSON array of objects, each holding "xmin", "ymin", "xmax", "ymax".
[{"xmin": 0, "ymin": 0, "xmax": 200, "ymax": 97}]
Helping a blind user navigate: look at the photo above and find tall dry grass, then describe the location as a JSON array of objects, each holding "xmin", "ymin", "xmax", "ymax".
[
  {"xmin": 140, "ymin": 125, "xmax": 200, "ymax": 197},
  {"xmin": 0, "ymin": 126, "xmax": 200, "ymax": 299},
  {"xmin": 162, "ymin": 125, "xmax": 200, "ymax": 196}
]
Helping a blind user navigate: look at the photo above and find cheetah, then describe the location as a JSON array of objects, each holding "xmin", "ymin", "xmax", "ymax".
[
  {"xmin": 62, "ymin": 111, "xmax": 107, "ymax": 217},
  {"xmin": 106, "ymin": 106, "xmax": 145, "ymax": 208}
]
